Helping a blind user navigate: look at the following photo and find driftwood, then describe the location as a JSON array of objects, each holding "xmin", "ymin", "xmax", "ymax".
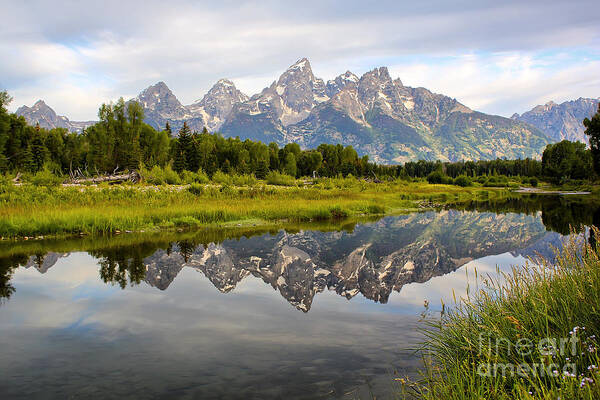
[
  {"xmin": 370, "ymin": 171, "xmax": 382, "ymax": 183},
  {"xmin": 70, "ymin": 171, "xmax": 140, "ymax": 184}
]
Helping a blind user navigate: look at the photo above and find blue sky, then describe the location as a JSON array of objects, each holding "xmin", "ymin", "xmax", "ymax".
[{"xmin": 1, "ymin": 0, "xmax": 599, "ymax": 120}]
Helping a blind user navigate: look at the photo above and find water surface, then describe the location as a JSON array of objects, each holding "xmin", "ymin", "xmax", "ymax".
[{"xmin": 0, "ymin": 195, "xmax": 597, "ymax": 399}]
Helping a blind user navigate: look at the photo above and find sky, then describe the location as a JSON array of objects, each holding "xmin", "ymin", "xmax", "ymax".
[{"xmin": 2, "ymin": 0, "xmax": 599, "ymax": 120}]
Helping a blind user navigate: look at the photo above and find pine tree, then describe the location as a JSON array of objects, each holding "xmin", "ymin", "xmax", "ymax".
[
  {"xmin": 30, "ymin": 133, "xmax": 48, "ymax": 172},
  {"xmin": 21, "ymin": 145, "xmax": 36, "ymax": 173},
  {"xmin": 255, "ymin": 159, "xmax": 269, "ymax": 179},
  {"xmin": 584, "ymin": 104, "xmax": 600, "ymax": 176},
  {"xmin": 172, "ymin": 141, "xmax": 186, "ymax": 173},
  {"xmin": 177, "ymin": 122, "xmax": 192, "ymax": 171}
]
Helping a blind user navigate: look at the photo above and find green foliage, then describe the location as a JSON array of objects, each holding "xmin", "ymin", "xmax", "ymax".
[
  {"xmin": 180, "ymin": 169, "xmax": 210, "ymax": 184},
  {"xmin": 427, "ymin": 170, "xmax": 446, "ymax": 184},
  {"xmin": 483, "ymin": 175, "xmax": 509, "ymax": 187},
  {"xmin": 584, "ymin": 104, "xmax": 600, "ymax": 175},
  {"xmin": 265, "ymin": 171, "xmax": 296, "ymax": 186},
  {"xmin": 542, "ymin": 140, "xmax": 593, "ymax": 182},
  {"xmin": 141, "ymin": 165, "xmax": 181, "ymax": 185},
  {"xmin": 187, "ymin": 183, "xmax": 204, "ymax": 196},
  {"xmin": 211, "ymin": 170, "xmax": 233, "ymax": 185},
  {"xmin": 30, "ymin": 168, "xmax": 62, "ymax": 186},
  {"xmin": 408, "ymin": 234, "xmax": 600, "ymax": 399},
  {"xmin": 232, "ymin": 174, "xmax": 257, "ymax": 186},
  {"xmin": 453, "ymin": 175, "xmax": 472, "ymax": 187}
]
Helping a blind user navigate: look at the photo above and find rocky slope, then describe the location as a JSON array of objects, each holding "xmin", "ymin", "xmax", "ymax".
[
  {"xmin": 137, "ymin": 58, "xmax": 550, "ymax": 163},
  {"xmin": 15, "ymin": 100, "xmax": 93, "ymax": 132},
  {"xmin": 512, "ymin": 98, "xmax": 599, "ymax": 143}
]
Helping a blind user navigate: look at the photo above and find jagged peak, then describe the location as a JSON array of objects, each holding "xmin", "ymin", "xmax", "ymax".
[
  {"xmin": 337, "ymin": 70, "xmax": 359, "ymax": 82},
  {"xmin": 33, "ymin": 99, "xmax": 48, "ymax": 107},
  {"xmin": 361, "ymin": 66, "xmax": 392, "ymax": 83},
  {"xmin": 215, "ymin": 78, "xmax": 235, "ymax": 87},
  {"xmin": 139, "ymin": 81, "xmax": 174, "ymax": 97},
  {"xmin": 288, "ymin": 57, "xmax": 311, "ymax": 71}
]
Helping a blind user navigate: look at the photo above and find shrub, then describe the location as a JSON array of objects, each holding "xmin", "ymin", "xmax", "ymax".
[
  {"xmin": 266, "ymin": 171, "xmax": 296, "ymax": 186},
  {"xmin": 212, "ymin": 170, "xmax": 233, "ymax": 185},
  {"xmin": 181, "ymin": 169, "xmax": 210, "ymax": 184},
  {"xmin": 529, "ymin": 177, "xmax": 539, "ymax": 187},
  {"xmin": 187, "ymin": 183, "xmax": 204, "ymax": 195},
  {"xmin": 453, "ymin": 175, "xmax": 472, "ymax": 187},
  {"xmin": 30, "ymin": 169, "xmax": 62, "ymax": 187},
  {"xmin": 426, "ymin": 171, "xmax": 446, "ymax": 184},
  {"xmin": 232, "ymin": 173, "xmax": 257, "ymax": 187},
  {"xmin": 142, "ymin": 165, "xmax": 181, "ymax": 185}
]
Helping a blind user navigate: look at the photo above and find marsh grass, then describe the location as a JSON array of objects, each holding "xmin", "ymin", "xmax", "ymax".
[
  {"xmin": 0, "ymin": 180, "xmax": 510, "ymax": 238},
  {"xmin": 401, "ymin": 230, "xmax": 600, "ymax": 399}
]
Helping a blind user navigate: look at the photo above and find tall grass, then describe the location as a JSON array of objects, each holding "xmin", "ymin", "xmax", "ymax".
[
  {"xmin": 403, "ymin": 231, "xmax": 600, "ymax": 399},
  {"xmin": 0, "ymin": 180, "xmax": 512, "ymax": 238}
]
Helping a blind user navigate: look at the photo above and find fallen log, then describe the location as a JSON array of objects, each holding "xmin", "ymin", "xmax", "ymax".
[{"xmin": 70, "ymin": 171, "xmax": 140, "ymax": 184}]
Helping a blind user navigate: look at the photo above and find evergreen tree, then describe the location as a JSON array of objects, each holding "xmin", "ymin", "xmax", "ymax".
[
  {"xmin": 255, "ymin": 159, "xmax": 269, "ymax": 179},
  {"xmin": 177, "ymin": 122, "xmax": 193, "ymax": 171},
  {"xmin": 584, "ymin": 104, "xmax": 600, "ymax": 176},
  {"xmin": 30, "ymin": 132, "xmax": 48, "ymax": 172},
  {"xmin": 172, "ymin": 140, "xmax": 186, "ymax": 173}
]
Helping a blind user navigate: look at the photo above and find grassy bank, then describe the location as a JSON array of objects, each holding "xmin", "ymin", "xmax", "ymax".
[
  {"xmin": 402, "ymin": 233, "xmax": 600, "ymax": 399},
  {"xmin": 0, "ymin": 178, "xmax": 512, "ymax": 238}
]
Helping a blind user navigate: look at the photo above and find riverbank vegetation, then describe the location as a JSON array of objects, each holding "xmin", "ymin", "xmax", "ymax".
[
  {"xmin": 401, "ymin": 231, "xmax": 600, "ymax": 399},
  {"xmin": 0, "ymin": 177, "xmax": 514, "ymax": 238}
]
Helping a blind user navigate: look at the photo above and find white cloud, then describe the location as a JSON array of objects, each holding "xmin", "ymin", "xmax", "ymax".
[
  {"xmin": 2, "ymin": 0, "xmax": 599, "ymax": 119},
  {"xmin": 389, "ymin": 53, "xmax": 600, "ymax": 117}
]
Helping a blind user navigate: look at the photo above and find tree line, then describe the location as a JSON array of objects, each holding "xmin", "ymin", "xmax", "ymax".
[{"xmin": 1, "ymin": 91, "xmax": 599, "ymax": 183}]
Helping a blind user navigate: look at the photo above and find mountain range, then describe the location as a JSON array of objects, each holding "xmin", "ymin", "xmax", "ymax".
[
  {"xmin": 512, "ymin": 98, "xmax": 599, "ymax": 143},
  {"xmin": 15, "ymin": 100, "xmax": 95, "ymax": 133},
  {"xmin": 15, "ymin": 58, "xmax": 599, "ymax": 163}
]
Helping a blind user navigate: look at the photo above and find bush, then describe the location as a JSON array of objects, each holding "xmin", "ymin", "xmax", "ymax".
[
  {"xmin": 212, "ymin": 170, "xmax": 233, "ymax": 185},
  {"xmin": 483, "ymin": 175, "xmax": 509, "ymax": 187},
  {"xmin": 426, "ymin": 171, "xmax": 443, "ymax": 184},
  {"xmin": 181, "ymin": 169, "xmax": 210, "ymax": 184},
  {"xmin": 142, "ymin": 165, "xmax": 181, "ymax": 185},
  {"xmin": 187, "ymin": 183, "xmax": 204, "ymax": 196},
  {"xmin": 265, "ymin": 171, "xmax": 296, "ymax": 186},
  {"xmin": 232, "ymin": 173, "xmax": 257, "ymax": 186},
  {"xmin": 529, "ymin": 177, "xmax": 539, "ymax": 187},
  {"xmin": 453, "ymin": 175, "xmax": 472, "ymax": 187},
  {"xmin": 426, "ymin": 171, "xmax": 446, "ymax": 184},
  {"xmin": 30, "ymin": 169, "xmax": 62, "ymax": 187}
]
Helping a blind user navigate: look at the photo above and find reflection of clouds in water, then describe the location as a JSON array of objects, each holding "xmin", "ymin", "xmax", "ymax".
[
  {"xmin": 390, "ymin": 253, "xmax": 530, "ymax": 310},
  {"xmin": 2, "ymin": 255, "xmax": 423, "ymax": 399}
]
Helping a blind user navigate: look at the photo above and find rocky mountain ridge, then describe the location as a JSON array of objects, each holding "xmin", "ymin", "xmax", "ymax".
[
  {"xmin": 512, "ymin": 97, "xmax": 599, "ymax": 143},
  {"xmin": 14, "ymin": 58, "xmax": 596, "ymax": 163},
  {"xmin": 15, "ymin": 100, "xmax": 93, "ymax": 132}
]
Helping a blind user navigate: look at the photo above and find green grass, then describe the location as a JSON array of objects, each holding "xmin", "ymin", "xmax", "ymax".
[
  {"xmin": 401, "ymin": 232, "xmax": 600, "ymax": 399},
  {"xmin": 0, "ymin": 178, "xmax": 512, "ymax": 238}
]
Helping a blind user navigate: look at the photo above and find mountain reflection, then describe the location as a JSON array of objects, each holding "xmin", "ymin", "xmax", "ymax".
[{"xmin": 2, "ymin": 205, "xmax": 583, "ymax": 311}]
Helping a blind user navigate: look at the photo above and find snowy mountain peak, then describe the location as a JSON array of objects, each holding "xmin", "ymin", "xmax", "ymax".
[
  {"xmin": 16, "ymin": 100, "xmax": 93, "ymax": 132},
  {"xmin": 187, "ymin": 78, "xmax": 249, "ymax": 132},
  {"xmin": 289, "ymin": 57, "xmax": 310, "ymax": 71},
  {"xmin": 326, "ymin": 71, "xmax": 360, "ymax": 97}
]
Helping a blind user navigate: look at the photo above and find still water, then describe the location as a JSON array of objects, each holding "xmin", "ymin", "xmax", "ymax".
[{"xmin": 0, "ymin": 195, "xmax": 597, "ymax": 399}]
